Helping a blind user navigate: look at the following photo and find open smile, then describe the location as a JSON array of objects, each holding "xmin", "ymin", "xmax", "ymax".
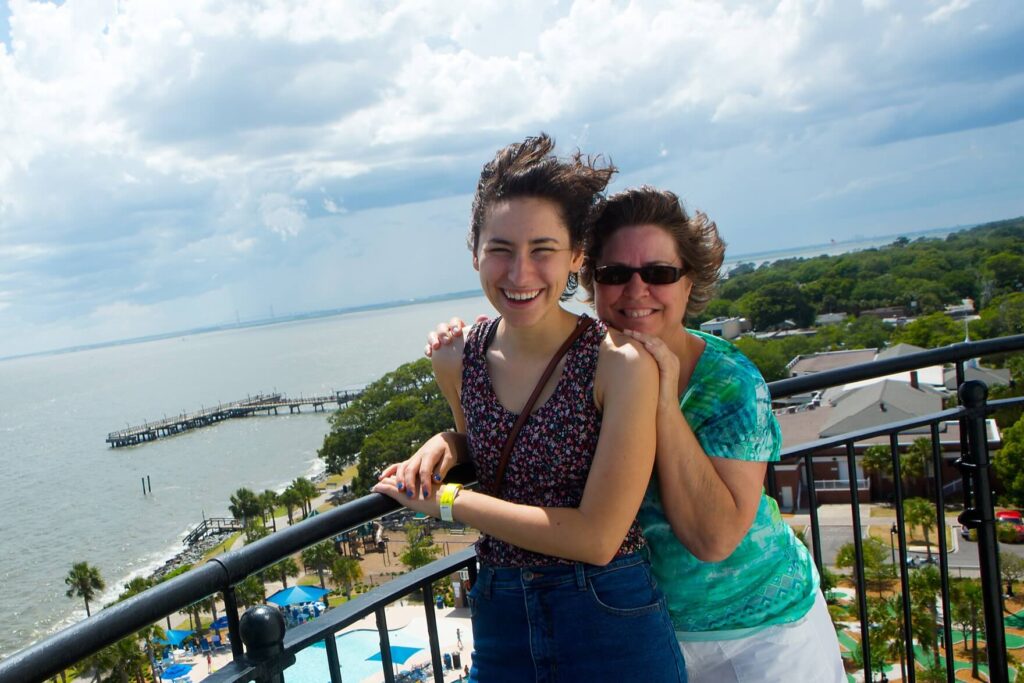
[{"xmin": 502, "ymin": 288, "xmax": 543, "ymax": 302}]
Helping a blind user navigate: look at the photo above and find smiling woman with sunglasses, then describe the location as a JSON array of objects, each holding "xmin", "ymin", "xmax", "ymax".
[{"xmin": 578, "ymin": 186, "xmax": 844, "ymax": 683}]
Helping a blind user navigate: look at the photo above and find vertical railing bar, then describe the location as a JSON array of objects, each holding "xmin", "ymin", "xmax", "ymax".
[
  {"xmin": 421, "ymin": 583, "xmax": 445, "ymax": 683},
  {"xmin": 222, "ymin": 585, "xmax": 245, "ymax": 661},
  {"xmin": 802, "ymin": 453, "xmax": 823, "ymax": 571},
  {"xmin": 376, "ymin": 606, "xmax": 396, "ymax": 683},
  {"xmin": 960, "ymin": 382, "xmax": 1009, "ymax": 682},
  {"xmin": 324, "ymin": 631, "xmax": 344, "ymax": 683},
  {"xmin": 929, "ymin": 421, "xmax": 955, "ymax": 682},
  {"xmin": 890, "ymin": 432, "xmax": 916, "ymax": 683},
  {"xmin": 844, "ymin": 441, "xmax": 872, "ymax": 677}
]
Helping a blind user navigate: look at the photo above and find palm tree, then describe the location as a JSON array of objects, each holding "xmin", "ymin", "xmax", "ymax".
[
  {"xmin": 951, "ymin": 578, "xmax": 985, "ymax": 679},
  {"xmin": 118, "ymin": 576, "xmax": 153, "ymax": 601},
  {"xmin": 904, "ymin": 497, "xmax": 937, "ymax": 561},
  {"xmin": 263, "ymin": 557, "xmax": 300, "ymax": 589},
  {"xmin": 280, "ymin": 488, "xmax": 303, "ymax": 525},
  {"xmin": 301, "ymin": 541, "xmax": 337, "ymax": 590},
  {"xmin": 235, "ymin": 575, "xmax": 266, "ymax": 608},
  {"xmin": 291, "ymin": 477, "xmax": 318, "ymax": 517},
  {"xmin": 228, "ymin": 487, "xmax": 261, "ymax": 525},
  {"xmin": 910, "ymin": 565, "xmax": 942, "ymax": 669},
  {"xmin": 331, "ymin": 555, "xmax": 363, "ymax": 599},
  {"xmin": 260, "ymin": 489, "xmax": 280, "ymax": 532},
  {"xmin": 65, "ymin": 561, "xmax": 105, "ymax": 617}
]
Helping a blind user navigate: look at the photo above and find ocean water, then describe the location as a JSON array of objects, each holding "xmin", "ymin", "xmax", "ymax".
[{"xmin": 0, "ymin": 295, "xmax": 497, "ymax": 661}]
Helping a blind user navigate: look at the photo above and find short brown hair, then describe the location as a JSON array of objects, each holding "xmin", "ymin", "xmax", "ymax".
[
  {"xmin": 581, "ymin": 186, "xmax": 726, "ymax": 318},
  {"xmin": 469, "ymin": 134, "xmax": 616, "ymax": 300}
]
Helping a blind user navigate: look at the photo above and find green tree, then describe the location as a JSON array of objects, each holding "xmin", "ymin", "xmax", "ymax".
[
  {"xmin": 290, "ymin": 477, "xmax": 319, "ymax": 517},
  {"xmin": 1001, "ymin": 553, "xmax": 1024, "ymax": 597},
  {"xmin": 910, "ymin": 565, "xmax": 942, "ymax": 670},
  {"xmin": 318, "ymin": 358, "xmax": 453, "ymax": 491},
  {"xmin": 903, "ymin": 497, "xmax": 937, "ymax": 562},
  {"xmin": 65, "ymin": 561, "xmax": 105, "ymax": 617},
  {"xmin": 280, "ymin": 487, "xmax": 304, "ymax": 525},
  {"xmin": 399, "ymin": 522, "xmax": 440, "ymax": 571},
  {"xmin": 993, "ymin": 414, "xmax": 1024, "ymax": 507},
  {"xmin": 235, "ymin": 575, "xmax": 266, "ymax": 608},
  {"xmin": 243, "ymin": 518, "xmax": 269, "ymax": 544},
  {"xmin": 891, "ymin": 312, "xmax": 963, "ymax": 348},
  {"xmin": 836, "ymin": 537, "xmax": 890, "ymax": 597},
  {"xmin": 228, "ymin": 487, "xmax": 262, "ymax": 525},
  {"xmin": 331, "ymin": 555, "xmax": 364, "ymax": 599},
  {"xmin": 301, "ymin": 541, "xmax": 337, "ymax": 590},
  {"xmin": 260, "ymin": 489, "xmax": 280, "ymax": 532},
  {"xmin": 263, "ymin": 556, "xmax": 300, "ymax": 590},
  {"xmin": 950, "ymin": 578, "xmax": 985, "ymax": 679},
  {"xmin": 735, "ymin": 281, "xmax": 814, "ymax": 330},
  {"xmin": 117, "ymin": 576, "xmax": 153, "ymax": 600}
]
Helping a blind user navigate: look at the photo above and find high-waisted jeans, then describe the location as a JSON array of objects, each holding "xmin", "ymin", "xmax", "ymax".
[{"xmin": 467, "ymin": 552, "xmax": 687, "ymax": 682}]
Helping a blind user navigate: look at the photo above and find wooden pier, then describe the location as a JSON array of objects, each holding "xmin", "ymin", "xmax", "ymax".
[
  {"xmin": 183, "ymin": 517, "xmax": 244, "ymax": 546},
  {"xmin": 106, "ymin": 390, "xmax": 362, "ymax": 448}
]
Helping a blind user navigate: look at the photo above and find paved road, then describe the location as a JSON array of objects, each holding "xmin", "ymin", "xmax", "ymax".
[{"xmin": 805, "ymin": 519, "xmax": 1024, "ymax": 577}]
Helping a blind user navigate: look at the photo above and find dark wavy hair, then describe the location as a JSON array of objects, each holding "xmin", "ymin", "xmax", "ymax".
[
  {"xmin": 580, "ymin": 186, "xmax": 726, "ymax": 318},
  {"xmin": 469, "ymin": 134, "xmax": 617, "ymax": 300}
]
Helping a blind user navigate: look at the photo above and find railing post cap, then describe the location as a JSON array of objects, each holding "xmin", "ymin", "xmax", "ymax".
[
  {"xmin": 958, "ymin": 379, "xmax": 988, "ymax": 407},
  {"xmin": 239, "ymin": 604, "xmax": 286, "ymax": 660}
]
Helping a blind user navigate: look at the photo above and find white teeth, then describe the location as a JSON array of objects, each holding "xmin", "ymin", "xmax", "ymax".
[
  {"xmin": 503, "ymin": 289, "xmax": 541, "ymax": 301},
  {"xmin": 624, "ymin": 309, "xmax": 654, "ymax": 318}
]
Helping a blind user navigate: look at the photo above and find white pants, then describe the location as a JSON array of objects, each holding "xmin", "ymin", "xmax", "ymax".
[{"xmin": 679, "ymin": 591, "xmax": 845, "ymax": 683}]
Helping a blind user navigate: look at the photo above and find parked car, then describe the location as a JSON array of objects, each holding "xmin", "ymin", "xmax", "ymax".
[{"xmin": 997, "ymin": 510, "xmax": 1024, "ymax": 543}]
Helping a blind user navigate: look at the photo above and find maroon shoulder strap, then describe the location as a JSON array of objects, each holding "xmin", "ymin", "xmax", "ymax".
[{"xmin": 491, "ymin": 316, "xmax": 596, "ymax": 495}]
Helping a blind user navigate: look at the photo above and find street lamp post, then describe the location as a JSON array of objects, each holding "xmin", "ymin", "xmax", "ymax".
[{"xmin": 889, "ymin": 523, "xmax": 898, "ymax": 576}]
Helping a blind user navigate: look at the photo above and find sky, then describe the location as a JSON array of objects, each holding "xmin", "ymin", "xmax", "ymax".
[{"xmin": 0, "ymin": 0, "xmax": 1022, "ymax": 358}]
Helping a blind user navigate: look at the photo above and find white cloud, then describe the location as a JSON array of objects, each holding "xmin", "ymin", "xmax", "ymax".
[{"xmin": 0, "ymin": 0, "xmax": 1021, "ymax": 357}]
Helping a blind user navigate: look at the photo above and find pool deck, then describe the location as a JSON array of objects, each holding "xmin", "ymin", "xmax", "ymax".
[{"xmin": 195, "ymin": 604, "xmax": 474, "ymax": 682}]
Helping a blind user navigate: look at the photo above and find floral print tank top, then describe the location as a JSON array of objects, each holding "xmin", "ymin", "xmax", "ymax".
[{"xmin": 461, "ymin": 314, "xmax": 647, "ymax": 567}]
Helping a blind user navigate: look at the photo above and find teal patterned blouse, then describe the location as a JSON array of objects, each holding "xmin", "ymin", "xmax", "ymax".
[{"xmin": 637, "ymin": 329, "xmax": 819, "ymax": 638}]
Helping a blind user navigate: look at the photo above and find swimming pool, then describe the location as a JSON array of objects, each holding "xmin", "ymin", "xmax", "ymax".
[{"xmin": 284, "ymin": 627, "xmax": 427, "ymax": 683}]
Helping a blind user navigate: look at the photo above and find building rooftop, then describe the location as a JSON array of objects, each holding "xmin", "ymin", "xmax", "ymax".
[{"xmin": 788, "ymin": 348, "xmax": 877, "ymax": 375}]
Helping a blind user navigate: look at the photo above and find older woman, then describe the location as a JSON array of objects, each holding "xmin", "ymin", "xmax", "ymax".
[{"xmin": 424, "ymin": 186, "xmax": 844, "ymax": 682}]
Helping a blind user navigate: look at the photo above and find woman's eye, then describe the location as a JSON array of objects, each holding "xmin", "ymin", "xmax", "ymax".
[{"xmin": 532, "ymin": 248, "xmax": 555, "ymax": 257}]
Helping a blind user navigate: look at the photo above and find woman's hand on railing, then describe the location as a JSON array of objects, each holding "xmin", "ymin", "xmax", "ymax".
[
  {"xmin": 373, "ymin": 475, "xmax": 442, "ymax": 518},
  {"xmin": 377, "ymin": 431, "xmax": 466, "ymax": 501}
]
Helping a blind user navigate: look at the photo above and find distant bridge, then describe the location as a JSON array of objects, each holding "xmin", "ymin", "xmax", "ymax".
[{"xmin": 106, "ymin": 389, "xmax": 363, "ymax": 448}]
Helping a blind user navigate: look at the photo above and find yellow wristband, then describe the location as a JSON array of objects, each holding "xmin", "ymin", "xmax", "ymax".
[{"xmin": 439, "ymin": 483, "xmax": 462, "ymax": 522}]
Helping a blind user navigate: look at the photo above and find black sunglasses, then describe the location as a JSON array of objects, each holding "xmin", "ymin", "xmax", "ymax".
[{"xmin": 593, "ymin": 264, "xmax": 686, "ymax": 285}]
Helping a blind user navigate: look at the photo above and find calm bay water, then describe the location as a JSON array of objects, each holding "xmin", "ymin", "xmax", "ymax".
[{"xmin": 0, "ymin": 295, "xmax": 496, "ymax": 660}]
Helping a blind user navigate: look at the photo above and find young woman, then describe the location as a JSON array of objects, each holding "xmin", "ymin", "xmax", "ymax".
[
  {"xmin": 422, "ymin": 187, "xmax": 845, "ymax": 682},
  {"xmin": 373, "ymin": 137, "xmax": 686, "ymax": 683}
]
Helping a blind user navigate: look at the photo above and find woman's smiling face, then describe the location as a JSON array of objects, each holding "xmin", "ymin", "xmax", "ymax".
[
  {"xmin": 474, "ymin": 197, "xmax": 583, "ymax": 328},
  {"xmin": 594, "ymin": 223, "xmax": 692, "ymax": 337}
]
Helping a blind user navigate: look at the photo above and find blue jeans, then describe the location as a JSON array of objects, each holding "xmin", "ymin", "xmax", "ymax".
[{"xmin": 467, "ymin": 553, "xmax": 687, "ymax": 682}]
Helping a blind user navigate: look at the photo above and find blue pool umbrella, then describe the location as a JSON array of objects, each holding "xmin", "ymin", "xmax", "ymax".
[
  {"xmin": 208, "ymin": 616, "xmax": 229, "ymax": 630},
  {"xmin": 367, "ymin": 645, "xmax": 423, "ymax": 665},
  {"xmin": 157, "ymin": 628, "xmax": 193, "ymax": 646},
  {"xmin": 160, "ymin": 662, "xmax": 193, "ymax": 679},
  {"xmin": 266, "ymin": 585, "xmax": 330, "ymax": 607}
]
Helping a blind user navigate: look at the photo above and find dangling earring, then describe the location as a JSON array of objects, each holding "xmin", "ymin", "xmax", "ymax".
[{"xmin": 567, "ymin": 272, "xmax": 578, "ymax": 290}]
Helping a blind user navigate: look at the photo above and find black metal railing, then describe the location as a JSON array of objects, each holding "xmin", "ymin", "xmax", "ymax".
[{"xmin": 2, "ymin": 334, "xmax": 1022, "ymax": 683}]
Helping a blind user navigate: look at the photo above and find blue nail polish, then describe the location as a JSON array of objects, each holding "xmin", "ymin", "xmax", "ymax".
[
  {"xmin": 433, "ymin": 473, "xmax": 442, "ymax": 482},
  {"xmin": 406, "ymin": 489, "xmax": 413, "ymax": 498},
  {"xmin": 422, "ymin": 487, "xmax": 429, "ymax": 498},
  {"xmin": 396, "ymin": 481, "xmax": 404, "ymax": 491}
]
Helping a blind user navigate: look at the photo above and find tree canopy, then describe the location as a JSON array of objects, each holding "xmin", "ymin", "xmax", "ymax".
[{"xmin": 318, "ymin": 358, "xmax": 453, "ymax": 493}]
